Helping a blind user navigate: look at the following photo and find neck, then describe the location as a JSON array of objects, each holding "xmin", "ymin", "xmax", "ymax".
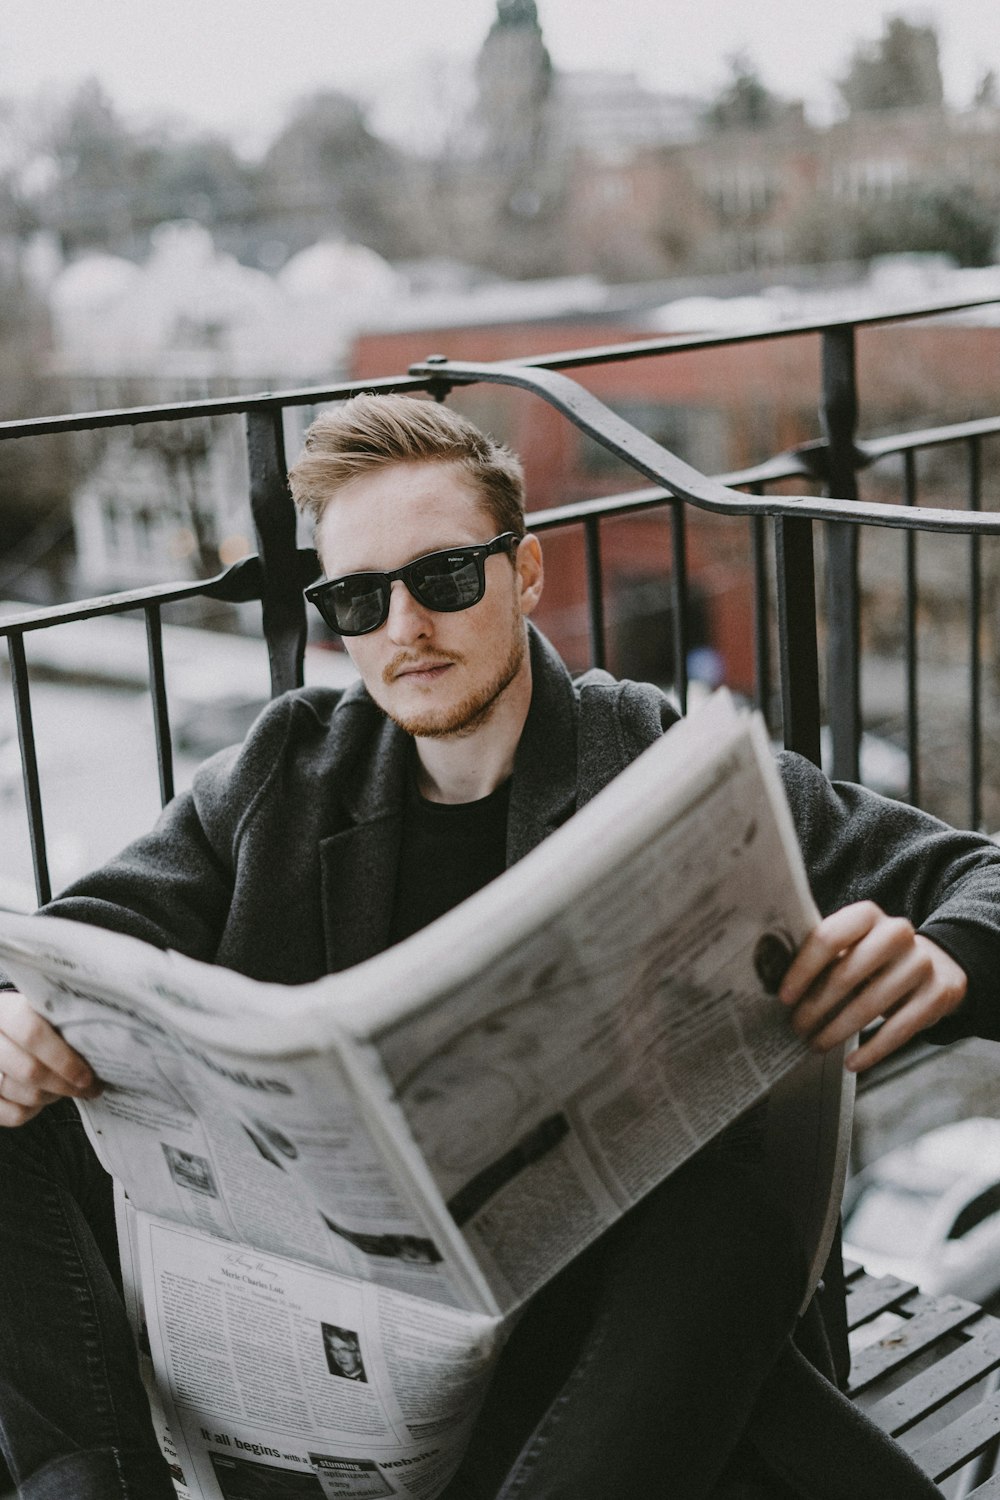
[{"xmin": 414, "ymin": 661, "xmax": 533, "ymax": 804}]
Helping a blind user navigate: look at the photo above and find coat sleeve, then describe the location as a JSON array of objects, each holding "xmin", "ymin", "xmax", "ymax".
[
  {"xmin": 34, "ymin": 692, "xmax": 303, "ymax": 962},
  {"xmin": 778, "ymin": 751, "xmax": 1000, "ymax": 1043}
]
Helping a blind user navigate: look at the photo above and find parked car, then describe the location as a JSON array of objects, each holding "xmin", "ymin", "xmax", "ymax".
[{"xmin": 843, "ymin": 1117, "xmax": 1000, "ymax": 1304}]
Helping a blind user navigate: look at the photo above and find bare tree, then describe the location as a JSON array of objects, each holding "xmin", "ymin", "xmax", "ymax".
[{"xmin": 838, "ymin": 16, "xmax": 944, "ymax": 114}]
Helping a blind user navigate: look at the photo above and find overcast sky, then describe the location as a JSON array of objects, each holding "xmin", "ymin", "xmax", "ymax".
[{"xmin": 5, "ymin": 0, "xmax": 1000, "ymax": 153}]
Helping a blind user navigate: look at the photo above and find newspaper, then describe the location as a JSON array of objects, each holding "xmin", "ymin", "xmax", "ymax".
[{"xmin": 0, "ymin": 690, "xmax": 820, "ymax": 1499}]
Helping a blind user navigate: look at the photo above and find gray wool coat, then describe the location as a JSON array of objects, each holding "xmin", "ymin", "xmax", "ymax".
[{"xmin": 40, "ymin": 626, "xmax": 1000, "ymax": 1044}]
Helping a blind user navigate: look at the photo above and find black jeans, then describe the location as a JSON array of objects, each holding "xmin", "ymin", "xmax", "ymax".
[
  {"xmin": 0, "ymin": 1100, "xmax": 175, "ymax": 1499},
  {"xmin": 442, "ymin": 1146, "xmax": 809, "ymax": 1499}
]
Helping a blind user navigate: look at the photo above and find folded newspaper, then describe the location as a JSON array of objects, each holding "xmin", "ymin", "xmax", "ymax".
[{"xmin": 0, "ymin": 690, "xmax": 819, "ymax": 1500}]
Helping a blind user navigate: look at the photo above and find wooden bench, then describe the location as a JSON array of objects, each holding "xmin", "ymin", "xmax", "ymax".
[
  {"xmin": 846, "ymin": 1261, "xmax": 1000, "ymax": 1494},
  {"xmin": 767, "ymin": 1047, "xmax": 1000, "ymax": 1493}
]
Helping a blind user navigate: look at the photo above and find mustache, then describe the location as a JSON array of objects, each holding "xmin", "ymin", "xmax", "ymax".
[{"xmin": 382, "ymin": 651, "xmax": 461, "ymax": 685}]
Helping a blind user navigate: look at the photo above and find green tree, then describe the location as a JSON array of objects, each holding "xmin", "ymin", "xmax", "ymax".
[
  {"xmin": 0, "ymin": 263, "xmax": 73, "ymax": 597},
  {"xmin": 789, "ymin": 184, "xmax": 996, "ymax": 268},
  {"xmin": 259, "ymin": 90, "xmax": 414, "ymax": 259},
  {"xmin": 973, "ymin": 69, "xmax": 998, "ymax": 108},
  {"xmin": 18, "ymin": 80, "xmax": 257, "ymax": 256},
  {"xmin": 837, "ymin": 16, "xmax": 944, "ymax": 114},
  {"xmin": 703, "ymin": 53, "xmax": 792, "ymax": 132}
]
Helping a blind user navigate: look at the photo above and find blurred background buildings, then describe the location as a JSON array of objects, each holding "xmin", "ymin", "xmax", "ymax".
[{"xmin": 2, "ymin": 0, "xmax": 1000, "ymax": 608}]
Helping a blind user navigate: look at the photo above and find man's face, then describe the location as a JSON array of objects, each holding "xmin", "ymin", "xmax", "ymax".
[
  {"xmin": 314, "ymin": 461, "xmax": 541, "ymax": 739},
  {"xmin": 328, "ymin": 1334, "xmax": 362, "ymax": 1376}
]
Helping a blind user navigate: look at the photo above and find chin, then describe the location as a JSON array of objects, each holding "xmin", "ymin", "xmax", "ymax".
[{"xmin": 389, "ymin": 698, "xmax": 490, "ymax": 739}]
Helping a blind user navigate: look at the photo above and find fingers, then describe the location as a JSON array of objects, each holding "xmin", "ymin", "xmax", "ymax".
[
  {"xmin": 777, "ymin": 904, "xmax": 968, "ymax": 1074},
  {"xmin": 0, "ymin": 1078, "xmax": 64, "ymax": 1128},
  {"xmin": 0, "ymin": 992, "xmax": 101, "ymax": 1128},
  {"xmin": 782, "ymin": 909, "xmax": 923, "ymax": 1044},
  {"xmin": 843, "ymin": 979, "xmax": 947, "ymax": 1072},
  {"xmin": 778, "ymin": 901, "xmax": 891, "ymax": 1008}
]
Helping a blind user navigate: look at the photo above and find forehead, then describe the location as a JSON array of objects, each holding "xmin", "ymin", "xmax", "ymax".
[{"xmin": 315, "ymin": 460, "xmax": 493, "ymax": 572}]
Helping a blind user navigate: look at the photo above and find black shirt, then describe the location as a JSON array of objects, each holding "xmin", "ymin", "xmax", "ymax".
[{"xmin": 387, "ymin": 765, "xmax": 511, "ymax": 946}]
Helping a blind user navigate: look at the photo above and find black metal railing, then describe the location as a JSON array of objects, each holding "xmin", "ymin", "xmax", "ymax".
[{"xmin": 4, "ymin": 293, "xmax": 1000, "ymax": 906}]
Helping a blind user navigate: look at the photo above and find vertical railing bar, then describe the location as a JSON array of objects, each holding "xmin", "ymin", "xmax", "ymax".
[
  {"xmin": 670, "ymin": 501, "xmax": 688, "ymax": 715},
  {"xmin": 144, "ymin": 603, "xmax": 175, "ymax": 807},
  {"xmin": 968, "ymin": 436, "xmax": 982, "ymax": 829},
  {"xmin": 583, "ymin": 518, "xmax": 606, "ymax": 671},
  {"xmin": 246, "ymin": 406, "xmax": 307, "ymax": 697},
  {"xmin": 820, "ymin": 324, "xmax": 861, "ymax": 783},
  {"xmin": 749, "ymin": 484, "xmax": 772, "ymax": 731},
  {"xmin": 903, "ymin": 450, "xmax": 920, "ymax": 807},
  {"xmin": 6, "ymin": 632, "xmax": 52, "ymax": 906},
  {"xmin": 774, "ymin": 516, "xmax": 822, "ymax": 766}
]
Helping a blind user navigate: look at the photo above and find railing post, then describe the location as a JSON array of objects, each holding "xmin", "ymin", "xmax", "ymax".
[
  {"xmin": 903, "ymin": 452, "xmax": 921, "ymax": 806},
  {"xmin": 670, "ymin": 502, "xmax": 689, "ymax": 714},
  {"xmin": 144, "ymin": 604, "xmax": 175, "ymax": 806},
  {"xmin": 246, "ymin": 407, "xmax": 306, "ymax": 697},
  {"xmin": 7, "ymin": 632, "xmax": 51, "ymax": 906},
  {"xmin": 968, "ymin": 437, "xmax": 983, "ymax": 829},
  {"xmin": 775, "ymin": 517, "xmax": 822, "ymax": 766},
  {"xmin": 820, "ymin": 326, "xmax": 861, "ymax": 782},
  {"xmin": 750, "ymin": 489, "xmax": 773, "ymax": 732},
  {"xmin": 583, "ymin": 518, "xmax": 607, "ymax": 671}
]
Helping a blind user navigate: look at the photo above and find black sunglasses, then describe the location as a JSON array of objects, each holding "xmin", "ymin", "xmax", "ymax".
[{"xmin": 305, "ymin": 533, "xmax": 520, "ymax": 637}]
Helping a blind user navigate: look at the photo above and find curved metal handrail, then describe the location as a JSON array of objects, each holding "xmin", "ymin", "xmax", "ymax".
[
  {"xmin": 409, "ymin": 357, "xmax": 1000, "ymax": 535},
  {"xmin": 0, "ymin": 374, "xmax": 433, "ymax": 441}
]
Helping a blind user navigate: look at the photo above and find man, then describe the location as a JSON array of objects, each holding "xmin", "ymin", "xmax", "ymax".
[{"xmin": 0, "ymin": 394, "xmax": 997, "ymax": 1499}]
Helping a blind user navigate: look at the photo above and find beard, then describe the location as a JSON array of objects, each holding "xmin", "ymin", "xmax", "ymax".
[{"xmin": 382, "ymin": 620, "xmax": 527, "ymax": 740}]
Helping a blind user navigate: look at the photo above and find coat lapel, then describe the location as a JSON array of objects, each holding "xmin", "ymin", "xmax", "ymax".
[
  {"xmin": 507, "ymin": 627, "xmax": 580, "ymax": 864},
  {"xmin": 319, "ymin": 714, "xmax": 411, "ymax": 972}
]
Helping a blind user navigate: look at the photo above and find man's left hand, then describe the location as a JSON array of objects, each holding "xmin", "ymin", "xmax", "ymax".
[{"xmin": 777, "ymin": 900, "xmax": 967, "ymax": 1073}]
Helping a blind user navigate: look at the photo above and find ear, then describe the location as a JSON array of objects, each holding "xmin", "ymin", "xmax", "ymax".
[{"xmin": 515, "ymin": 533, "xmax": 544, "ymax": 617}]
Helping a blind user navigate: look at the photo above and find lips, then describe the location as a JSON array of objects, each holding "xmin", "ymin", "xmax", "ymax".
[{"xmin": 387, "ymin": 657, "xmax": 455, "ymax": 684}]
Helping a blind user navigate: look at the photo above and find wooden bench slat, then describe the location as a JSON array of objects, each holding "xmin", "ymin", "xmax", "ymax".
[
  {"xmin": 846, "ymin": 1272, "xmax": 918, "ymax": 1328},
  {"xmin": 907, "ymin": 1391, "xmax": 1000, "ymax": 1483},
  {"xmin": 967, "ymin": 1468, "xmax": 1000, "ymax": 1497},
  {"xmin": 849, "ymin": 1295, "xmax": 982, "ymax": 1393},
  {"xmin": 863, "ymin": 1318, "xmax": 1000, "ymax": 1435}
]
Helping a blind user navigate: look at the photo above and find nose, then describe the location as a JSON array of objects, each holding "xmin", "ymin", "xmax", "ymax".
[{"xmin": 385, "ymin": 579, "xmax": 433, "ymax": 644}]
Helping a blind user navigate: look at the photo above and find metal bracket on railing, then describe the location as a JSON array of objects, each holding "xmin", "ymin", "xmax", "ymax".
[
  {"xmin": 246, "ymin": 408, "xmax": 308, "ymax": 697},
  {"xmin": 788, "ymin": 437, "xmax": 871, "ymax": 487}
]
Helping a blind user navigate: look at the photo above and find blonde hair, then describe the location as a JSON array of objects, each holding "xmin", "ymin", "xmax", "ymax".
[{"xmin": 288, "ymin": 394, "xmax": 525, "ymax": 536}]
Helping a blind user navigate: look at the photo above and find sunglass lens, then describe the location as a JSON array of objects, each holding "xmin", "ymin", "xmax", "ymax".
[
  {"xmin": 411, "ymin": 553, "xmax": 483, "ymax": 611},
  {"xmin": 329, "ymin": 576, "xmax": 390, "ymax": 634}
]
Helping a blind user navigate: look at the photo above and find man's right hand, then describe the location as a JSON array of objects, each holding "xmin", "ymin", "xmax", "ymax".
[{"xmin": 0, "ymin": 991, "xmax": 102, "ymax": 1126}]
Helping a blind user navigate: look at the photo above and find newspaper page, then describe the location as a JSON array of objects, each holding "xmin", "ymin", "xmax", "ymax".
[{"xmin": 115, "ymin": 1193, "xmax": 502, "ymax": 1500}]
